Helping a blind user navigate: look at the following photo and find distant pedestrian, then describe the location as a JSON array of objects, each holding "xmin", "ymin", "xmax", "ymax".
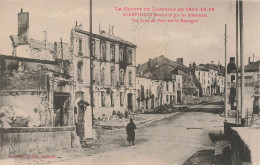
[{"xmin": 126, "ymin": 118, "xmax": 137, "ymax": 146}]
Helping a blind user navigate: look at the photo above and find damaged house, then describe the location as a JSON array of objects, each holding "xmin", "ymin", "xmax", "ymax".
[
  {"xmin": 136, "ymin": 73, "xmax": 182, "ymax": 112},
  {"xmin": 136, "ymin": 58, "xmax": 182, "ymax": 112},
  {"xmin": 193, "ymin": 62, "xmax": 225, "ymax": 96},
  {"xmin": 70, "ymin": 24, "xmax": 137, "ymax": 120},
  {"xmin": 0, "ymin": 9, "xmax": 75, "ymax": 158},
  {"xmin": 172, "ymin": 65, "xmax": 201, "ymax": 97}
]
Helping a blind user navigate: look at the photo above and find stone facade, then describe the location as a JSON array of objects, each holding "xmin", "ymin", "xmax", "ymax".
[
  {"xmin": 226, "ymin": 71, "xmax": 259, "ymax": 118},
  {"xmin": 135, "ymin": 74, "xmax": 182, "ymax": 112},
  {"xmin": 194, "ymin": 64, "xmax": 225, "ymax": 96},
  {"xmin": 70, "ymin": 26, "xmax": 137, "ymax": 120},
  {"xmin": 225, "ymin": 60, "xmax": 260, "ymax": 122}
]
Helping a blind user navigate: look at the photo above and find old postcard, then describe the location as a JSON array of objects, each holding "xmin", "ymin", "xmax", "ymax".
[{"xmin": 0, "ymin": 0, "xmax": 259, "ymax": 164}]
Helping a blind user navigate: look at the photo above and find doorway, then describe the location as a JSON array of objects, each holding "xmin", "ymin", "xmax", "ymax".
[
  {"xmin": 127, "ymin": 93, "xmax": 133, "ymax": 111},
  {"xmin": 177, "ymin": 91, "xmax": 181, "ymax": 104},
  {"xmin": 53, "ymin": 93, "xmax": 70, "ymax": 126}
]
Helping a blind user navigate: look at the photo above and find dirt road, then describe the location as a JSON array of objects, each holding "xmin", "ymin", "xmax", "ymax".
[{"xmin": 48, "ymin": 111, "xmax": 224, "ymax": 165}]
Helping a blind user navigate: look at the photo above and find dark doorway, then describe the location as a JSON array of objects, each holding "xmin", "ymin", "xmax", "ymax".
[
  {"xmin": 53, "ymin": 93, "xmax": 70, "ymax": 126},
  {"xmin": 177, "ymin": 91, "xmax": 181, "ymax": 104},
  {"xmin": 151, "ymin": 95, "xmax": 154, "ymax": 109},
  {"xmin": 230, "ymin": 88, "xmax": 236, "ymax": 110},
  {"xmin": 160, "ymin": 95, "xmax": 162, "ymax": 106},
  {"xmin": 127, "ymin": 93, "xmax": 133, "ymax": 111},
  {"xmin": 253, "ymin": 96, "xmax": 259, "ymax": 114}
]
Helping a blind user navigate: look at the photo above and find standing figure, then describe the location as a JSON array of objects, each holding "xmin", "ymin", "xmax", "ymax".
[{"xmin": 126, "ymin": 118, "xmax": 137, "ymax": 146}]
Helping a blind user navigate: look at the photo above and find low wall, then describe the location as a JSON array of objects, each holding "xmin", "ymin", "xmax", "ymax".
[
  {"xmin": 224, "ymin": 122, "xmax": 241, "ymax": 138},
  {"xmin": 0, "ymin": 126, "xmax": 74, "ymax": 158},
  {"xmin": 230, "ymin": 127, "xmax": 252, "ymax": 165}
]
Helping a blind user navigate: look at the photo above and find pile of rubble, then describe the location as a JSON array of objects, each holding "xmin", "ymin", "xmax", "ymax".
[
  {"xmin": 143, "ymin": 105, "xmax": 190, "ymax": 114},
  {"xmin": 182, "ymin": 95, "xmax": 224, "ymax": 105},
  {"xmin": 144, "ymin": 104, "xmax": 178, "ymax": 114},
  {"xmin": 94, "ymin": 111, "xmax": 145, "ymax": 127}
]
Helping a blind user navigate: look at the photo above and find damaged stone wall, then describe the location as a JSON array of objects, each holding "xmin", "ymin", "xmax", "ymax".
[
  {"xmin": 0, "ymin": 127, "xmax": 74, "ymax": 158},
  {"xmin": 0, "ymin": 69, "xmax": 49, "ymax": 128},
  {"xmin": 0, "ymin": 94, "xmax": 49, "ymax": 128},
  {"xmin": 0, "ymin": 70, "xmax": 47, "ymax": 91},
  {"xmin": 0, "ymin": 56, "xmax": 73, "ymax": 128}
]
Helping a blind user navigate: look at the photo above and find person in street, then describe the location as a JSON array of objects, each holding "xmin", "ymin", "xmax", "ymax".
[{"xmin": 126, "ymin": 118, "xmax": 137, "ymax": 146}]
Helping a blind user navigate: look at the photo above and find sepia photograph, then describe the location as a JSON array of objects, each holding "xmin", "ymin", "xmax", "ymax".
[{"xmin": 0, "ymin": 0, "xmax": 259, "ymax": 164}]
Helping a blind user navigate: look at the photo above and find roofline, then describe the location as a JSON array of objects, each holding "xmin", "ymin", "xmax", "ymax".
[{"xmin": 74, "ymin": 28, "xmax": 137, "ymax": 48}]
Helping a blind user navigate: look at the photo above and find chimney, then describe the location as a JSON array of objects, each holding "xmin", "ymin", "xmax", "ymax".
[
  {"xmin": 18, "ymin": 8, "xmax": 29, "ymax": 44},
  {"xmin": 211, "ymin": 61, "xmax": 213, "ymax": 65},
  {"xmin": 43, "ymin": 31, "xmax": 47, "ymax": 42},
  {"xmin": 248, "ymin": 57, "xmax": 251, "ymax": 64},
  {"xmin": 176, "ymin": 58, "xmax": 183, "ymax": 65},
  {"xmin": 109, "ymin": 24, "xmax": 111, "ymax": 36},
  {"xmin": 112, "ymin": 25, "xmax": 114, "ymax": 36},
  {"xmin": 230, "ymin": 57, "xmax": 235, "ymax": 63},
  {"xmin": 227, "ymin": 57, "xmax": 236, "ymax": 74},
  {"xmin": 99, "ymin": 23, "xmax": 101, "ymax": 34},
  {"xmin": 148, "ymin": 58, "xmax": 152, "ymax": 69},
  {"xmin": 75, "ymin": 21, "xmax": 77, "ymax": 27}
]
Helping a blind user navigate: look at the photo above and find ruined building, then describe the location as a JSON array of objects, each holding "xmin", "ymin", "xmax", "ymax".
[
  {"xmin": 70, "ymin": 24, "xmax": 137, "ymax": 120},
  {"xmin": 193, "ymin": 62, "xmax": 225, "ymax": 96},
  {"xmin": 0, "ymin": 9, "xmax": 75, "ymax": 158},
  {"xmin": 136, "ymin": 56, "xmax": 183, "ymax": 110},
  {"xmin": 136, "ymin": 73, "xmax": 182, "ymax": 112}
]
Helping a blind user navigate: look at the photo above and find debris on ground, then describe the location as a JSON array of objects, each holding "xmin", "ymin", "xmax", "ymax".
[
  {"xmin": 208, "ymin": 132, "xmax": 227, "ymax": 143},
  {"xmin": 182, "ymin": 95, "xmax": 224, "ymax": 105},
  {"xmin": 182, "ymin": 149, "xmax": 215, "ymax": 165}
]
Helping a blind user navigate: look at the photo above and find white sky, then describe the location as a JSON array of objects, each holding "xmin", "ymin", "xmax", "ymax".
[{"xmin": 0, "ymin": 0, "xmax": 259, "ymax": 66}]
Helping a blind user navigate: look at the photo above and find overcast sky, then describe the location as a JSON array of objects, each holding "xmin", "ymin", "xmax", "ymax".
[{"xmin": 0, "ymin": 0, "xmax": 259, "ymax": 66}]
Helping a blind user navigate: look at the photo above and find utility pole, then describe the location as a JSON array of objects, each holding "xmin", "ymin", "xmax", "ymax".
[
  {"xmin": 239, "ymin": 0, "xmax": 245, "ymax": 126},
  {"xmin": 236, "ymin": 0, "xmax": 239, "ymax": 124},
  {"xmin": 89, "ymin": 0, "xmax": 94, "ymax": 129},
  {"xmin": 224, "ymin": 24, "xmax": 228, "ymax": 122},
  {"xmin": 60, "ymin": 38, "xmax": 64, "ymax": 74}
]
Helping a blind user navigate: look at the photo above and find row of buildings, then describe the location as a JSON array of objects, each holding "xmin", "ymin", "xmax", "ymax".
[
  {"xmin": 0, "ymin": 9, "xmax": 224, "ymax": 157},
  {"xmin": 137, "ymin": 55, "xmax": 225, "ymax": 98}
]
